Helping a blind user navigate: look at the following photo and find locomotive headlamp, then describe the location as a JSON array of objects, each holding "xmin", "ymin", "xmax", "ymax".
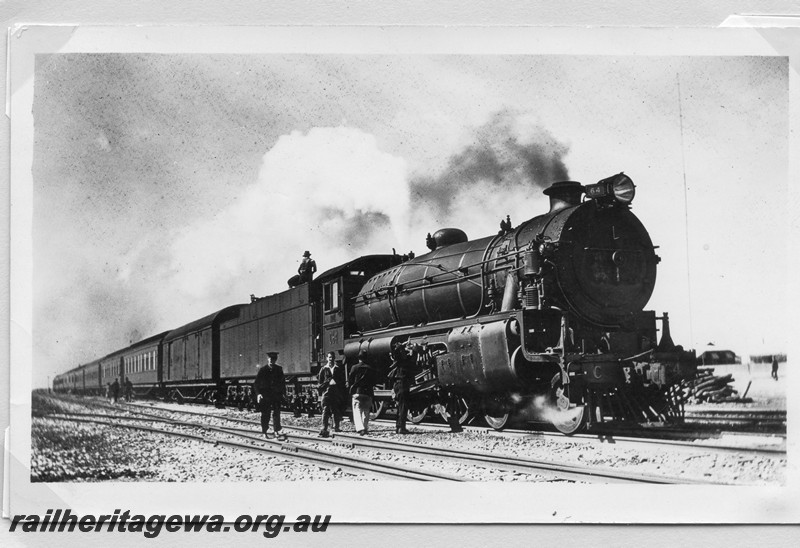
[{"xmin": 584, "ymin": 173, "xmax": 636, "ymax": 205}]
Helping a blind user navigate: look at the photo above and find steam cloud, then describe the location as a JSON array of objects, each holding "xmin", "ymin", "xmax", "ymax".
[{"xmin": 149, "ymin": 126, "xmax": 409, "ymax": 326}]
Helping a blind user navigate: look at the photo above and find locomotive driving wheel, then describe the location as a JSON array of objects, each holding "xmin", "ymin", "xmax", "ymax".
[
  {"xmin": 368, "ymin": 383, "xmax": 388, "ymax": 420},
  {"xmin": 369, "ymin": 399, "xmax": 387, "ymax": 420},
  {"xmin": 407, "ymin": 402, "xmax": 429, "ymax": 424},
  {"xmin": 549, "ymin": 373, "xmax": 587, "ymax": 435},
  {"xmin": 436, "ymin": 396, "xmax": 471, "ymax": 426}
]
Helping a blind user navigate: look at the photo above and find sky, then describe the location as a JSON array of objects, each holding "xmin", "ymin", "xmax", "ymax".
[{"xmin": 31, "ymin": 53, "xmax": 788, "ymax": 387}]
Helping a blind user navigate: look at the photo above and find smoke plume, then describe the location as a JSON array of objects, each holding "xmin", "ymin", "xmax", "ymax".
[{"xmin": 407, "ymin": 109, "xmax": 570, "ymax": 242}]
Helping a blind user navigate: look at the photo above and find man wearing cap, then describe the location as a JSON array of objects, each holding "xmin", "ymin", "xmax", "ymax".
[
  {"xmin": 348, "ymin": 350, "xmax": 378, "ymax": 435},
  {"xmin": 253, "ymin": 352, "xmax": 287, "ymax": 440}
]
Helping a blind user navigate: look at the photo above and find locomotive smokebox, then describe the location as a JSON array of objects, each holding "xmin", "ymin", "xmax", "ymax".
[{"xmin": 543, "ymin": 181, "xmax": 584, "ymax": 212}]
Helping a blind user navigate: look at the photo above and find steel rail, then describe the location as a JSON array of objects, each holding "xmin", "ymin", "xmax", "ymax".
[{"xmin": 367, "ymin": 417, "xmax": 788, "ymax": 457}]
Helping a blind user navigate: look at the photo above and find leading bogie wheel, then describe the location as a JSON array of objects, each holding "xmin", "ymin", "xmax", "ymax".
[
  {"xmin": 550, "ymin": 373, "xmax": 587, "ymax": 435},
  {"xmin": 551, "ymin": 404, "xmax": 587, "ymax": 435}
]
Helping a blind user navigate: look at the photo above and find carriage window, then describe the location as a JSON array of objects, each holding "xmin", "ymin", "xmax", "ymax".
[{"xmin": 324, "ymin": 281, "xmax": 340, "ymax": 312}]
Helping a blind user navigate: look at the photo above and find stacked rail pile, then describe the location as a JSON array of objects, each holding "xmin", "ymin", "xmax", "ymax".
[{"xmin": 687, "ymin": 368, "xmax": 752, "ymax": 404}]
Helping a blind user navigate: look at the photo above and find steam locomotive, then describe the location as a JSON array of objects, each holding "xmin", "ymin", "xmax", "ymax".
[{"xmin": 53, "ymin": 173, "xmax": 696, "ymax": 434}]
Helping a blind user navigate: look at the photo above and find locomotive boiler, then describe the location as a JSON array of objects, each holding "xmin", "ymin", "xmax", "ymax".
[{"xmin": 346, "ymin": 173, "xmax": 696, "ymax": 433}]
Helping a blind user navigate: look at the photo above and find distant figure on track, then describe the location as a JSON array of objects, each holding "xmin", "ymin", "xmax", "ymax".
[
  {"xmin": 771, "ymin": 357, "xmax": 779, "ymax": 381},
  {"xmin": 253, "ymin": 352, "xmax": 287, "ymax": 440},
  {"xmin": 348, "ymin": 350, "xmax": 378, "ymax": 436},
  {"xmin": 124, "ymin": 378, "xmax": 134, "ymax": 402},
  {"xmin": 110, "ymin": 378, "xmax": 120, "ymax": 404}
]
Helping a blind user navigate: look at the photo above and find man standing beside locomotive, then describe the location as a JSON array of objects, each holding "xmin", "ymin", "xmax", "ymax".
[
  {"xmin": 348, "ymin": 350, "xmax": 378, "ymax": 436},
  {"xmin": 317, "ymin": 351, "xmax": 345, "ymax": 437},
  {"xmin": 253, "ymin": 352, "xmax": 288, "ymax": 441},
  {"xmin": 388, "ymin": 343, "xmax": 413, "ymax": 434}
]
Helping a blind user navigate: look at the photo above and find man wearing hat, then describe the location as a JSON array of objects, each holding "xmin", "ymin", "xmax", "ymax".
[
  {"xmin": 287, "ymin": 250, "xmax": 318, "ymax": 288},
  {"xmin": 298, "ymin": 250, "xmax": 317, "ymax": 284},
  {"xmin": 253, "ymin": 352, "xmax": 287, "ymax": 440}
]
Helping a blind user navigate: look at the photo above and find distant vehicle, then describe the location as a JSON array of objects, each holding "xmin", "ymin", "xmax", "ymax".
[{"xmin": 697, "ymin": 348, "xmax": 741, "ymax": 366}]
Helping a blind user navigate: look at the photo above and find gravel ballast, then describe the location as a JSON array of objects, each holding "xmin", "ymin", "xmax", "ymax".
[{"xmin": 31, "ymin": 393, "xmax": 785, "ymax": 484}]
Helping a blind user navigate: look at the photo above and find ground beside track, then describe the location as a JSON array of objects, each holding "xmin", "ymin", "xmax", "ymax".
[{"xmin": 31, "ymin": 393, "xmax": 786, "ymax": 484}]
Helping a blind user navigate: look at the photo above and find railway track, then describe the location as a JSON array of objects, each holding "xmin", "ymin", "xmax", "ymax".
[
  {"xmin": 43, "ymin": 411, "xmax": 461, "ymax": 481},
  {"xmin": 47, "ymin": 394, "xmax": 786, "ymax": 458},
  {"xmin": 39, "ymin": 395, "xmax": 728, "ymax": 484}
]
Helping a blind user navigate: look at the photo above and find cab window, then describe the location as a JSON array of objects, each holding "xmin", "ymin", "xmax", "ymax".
[{"xmin": 324, "ymin": 281, "xmax": 340, "ymax": 312}]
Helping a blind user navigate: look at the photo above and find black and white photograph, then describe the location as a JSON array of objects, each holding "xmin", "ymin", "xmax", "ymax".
[{"xmin": 6, "ymin": 24, "xmax": 798, "ymax": 528}]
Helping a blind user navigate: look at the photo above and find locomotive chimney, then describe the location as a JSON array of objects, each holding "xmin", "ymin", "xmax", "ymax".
[{"xmin": 543, "ymin": 181, "xmax": 584, "ymax": 213}]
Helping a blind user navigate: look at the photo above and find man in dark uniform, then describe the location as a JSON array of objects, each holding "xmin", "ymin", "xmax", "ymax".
[
  {"xmin": 253, "ymin": 352, "xmax": 287, "ymax": 440},
  {"xmin": 317, "ymin": 351, "xmax": 345, "ymax": 437},
  {"xmin": 388, "ymin": 343, "xmax": 413, "ymax": 434},
  {"xmin": 124, "ymin": 378, "xmax": 134, "ymax": 402}
]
